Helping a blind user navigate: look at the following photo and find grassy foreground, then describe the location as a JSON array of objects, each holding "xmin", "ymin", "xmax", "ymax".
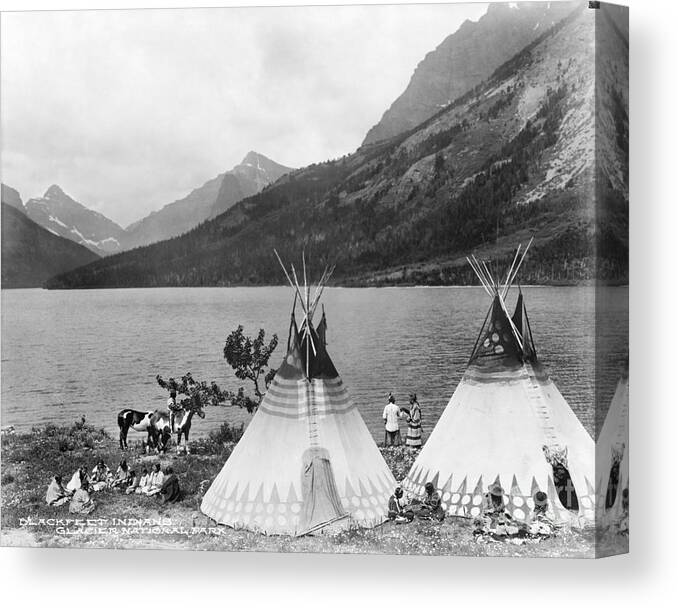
[{"xmin": 0, "ymin": 420, "xmax": 625, "ymax": 557}]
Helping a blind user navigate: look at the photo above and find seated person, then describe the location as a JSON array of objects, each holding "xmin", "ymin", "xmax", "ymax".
[
  {"xmin": 124, "ymin": 470, "xmax": 139, "ymax": 494},
  {"xmin": 142, "ymin": 463, "xmax": 164, "ymax": 496},
  {"xmin": 388, "ymin": 486, "xmax": 414, "ymax": 523},
  {"xmin": 90, "ymin": 459, "xmax": 111, "ymax": 492},
  {"xmin": 483, "ymin": 483, "xmax": 507, "ymax": 515},
  {"xmin": 414, "ymin": 482, "xmax": 445, "ymax": 521},
  {"xmin": 474, "ymin": 483, "xmax": 522, "ymax": 538},
  {"xmin": 136, "ymin": 467, "xmax": 150, "ymax": 494},
  {"xmin": 159, "ymin": 467, "xmax": 182, "ymax": 504},
  {"xmin": 111, "ymin": 459, "xmax": 130, "ymax": 489},
  {"xmin": 66, "ymin": 466, "xmax": 89, "ymax": 493},
  {"xmin": 527, "ymin": 491, "xmax": 554, "ymax": 537},
  {"xmin": 69, "ymin": 480, "xmax": 96, "ymax": 515},
  {"xmin": 46, "ymin": 474, "xmax": 71, "ymax": 506}
]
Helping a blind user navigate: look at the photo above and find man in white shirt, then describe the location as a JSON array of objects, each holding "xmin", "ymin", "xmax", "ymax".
[{"xmin": 382, "ymin": 394, "xmax": 402, "ymax": 446}]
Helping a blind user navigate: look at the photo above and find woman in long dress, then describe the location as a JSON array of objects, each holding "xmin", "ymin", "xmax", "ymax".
[{"xmin": 405, "ymin": 393, "xmax": 422, "ymax": 448}]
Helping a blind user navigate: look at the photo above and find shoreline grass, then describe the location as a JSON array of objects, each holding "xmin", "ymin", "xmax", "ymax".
[{"xmin": 1, "ymin": 421, "xmax": 626, "ymax": 557}]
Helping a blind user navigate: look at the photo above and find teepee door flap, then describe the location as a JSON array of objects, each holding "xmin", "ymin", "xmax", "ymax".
[{"xmin": 297, "ymin": 448, "xmax": 348, "ymax": 536}]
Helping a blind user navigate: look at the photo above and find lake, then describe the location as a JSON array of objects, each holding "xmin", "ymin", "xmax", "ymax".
[{"xmin": 1, "ymin": 286, "xmax": 628, "ymax": 442}]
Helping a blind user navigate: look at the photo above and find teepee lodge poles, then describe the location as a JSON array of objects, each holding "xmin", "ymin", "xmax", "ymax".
[
  {"xmin": 201, "ymin": 252, "xmax": 395, "ymax": 536},
  {"xmin": 404, "ymin": 239, "xmax": 596, "ymax": 528}
]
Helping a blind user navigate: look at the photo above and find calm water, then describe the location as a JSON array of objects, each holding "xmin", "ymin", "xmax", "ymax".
[{"xmin": 1, "ymin": 286, "xmax": 628, "ymax": 442}]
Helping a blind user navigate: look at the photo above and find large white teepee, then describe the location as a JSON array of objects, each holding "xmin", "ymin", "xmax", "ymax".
[
  {"xmin": 596, "ymin": 368, "xmax": 629, "ymax": 525},
  {"xmin": 402, "ymin": 243, "xmax": 596, "ymax": 527},
  {"xmin": 201, "ymin": 259, "xmax": 396, "ymax": 535}
]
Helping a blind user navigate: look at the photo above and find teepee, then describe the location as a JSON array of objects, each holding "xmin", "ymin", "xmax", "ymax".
[
  {"xmin": 402, "ymin": 242, "xmax": 596, "ymax": 527},
  {"xmin": 201, "ymin": 255, "xmax": 396, "ymax": 535},
  {"xmin": 596, "ymin": 367, "xmax": 629, "ymax": 525}
]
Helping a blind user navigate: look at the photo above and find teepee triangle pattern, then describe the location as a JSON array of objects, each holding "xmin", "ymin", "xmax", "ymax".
[
  {"xmin": 404, "ymin": 244, "xmax": 595, "ymax": 527},
  {"xmin": 201, "ymin": 262, "xmax": 395, "ymax": 536}
]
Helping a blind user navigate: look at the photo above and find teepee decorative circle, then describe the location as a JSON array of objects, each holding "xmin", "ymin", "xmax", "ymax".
[
  {"xmin": 403, "ymin": 240, "xmax": 596, "ymax": 527},
  {"xmin": 201, "ymin": 252, "xmax": 396, "ymax": 535}
]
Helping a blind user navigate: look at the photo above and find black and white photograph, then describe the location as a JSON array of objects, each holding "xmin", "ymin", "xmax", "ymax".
[{"xmin": 1, "ymin": 0, "xmax": 628, "ymax": 559}]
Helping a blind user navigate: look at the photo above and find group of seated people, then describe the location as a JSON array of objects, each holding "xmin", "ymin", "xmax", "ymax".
[
  {"xmin": 45, "ymin": 459, "xmax": 182, "ymax": 514},
  {"xmin": 470, "ymin": 483, "xmax": 556, "ymax": 543},
  {"xmin": 386, "ymin": 481, "xmax": 558, "ymax": 542},
  {"xmin": 387, "ymin": 482, "xmax": 446, "ymax": 523}
]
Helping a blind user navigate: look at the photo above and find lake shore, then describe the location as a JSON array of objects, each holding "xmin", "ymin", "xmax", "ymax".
[{"xmin": 0, "ymin": 421, "xmax": 626, "ymax": 557}]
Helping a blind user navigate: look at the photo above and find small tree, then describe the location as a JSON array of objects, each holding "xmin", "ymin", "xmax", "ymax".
[
  {"xmin": 155, "ymin": 327, "xmax": 279, "ymax": 418},
  {"xmin": 156, "ymin": 372, "xmax": 229, "ymax": 410},
  {"xmin": 223, "ymin": 325, "xmax": 278, "ymax": 412}
]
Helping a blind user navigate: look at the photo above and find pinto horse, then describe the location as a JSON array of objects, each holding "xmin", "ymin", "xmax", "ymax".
[
  {"xmin": 151, "ymin": 405, "xmax": 205, "ymax": 454},
  {"xmin": 117, "ymin": 409, "xmax": 156, "ymax": 450},
  {"xmin": 118, "ymin": 403, "xmax": 205, "ymax": 453}
]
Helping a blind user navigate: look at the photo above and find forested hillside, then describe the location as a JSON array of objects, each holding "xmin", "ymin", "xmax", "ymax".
[
  {"xmin": 47, "ymin": 3, "xmax": 627, "ymax": 289},
  {"xmin": 1, "ymin": 203, "xmax": 100, "ymax": 288}
]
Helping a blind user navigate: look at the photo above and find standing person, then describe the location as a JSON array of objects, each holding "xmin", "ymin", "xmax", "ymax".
[
  {"xmin": 382, "ymin": 394, "xmax": 401, "ymax": 446},
  {"xmin": 167, "ymin": 390, "xmax": 181, "ymax": 433},
  {"xmin": 405, "ymin": 393, "xmax": 423, "ymax": 449}
]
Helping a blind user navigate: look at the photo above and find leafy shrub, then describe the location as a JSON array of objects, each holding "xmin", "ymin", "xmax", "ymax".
[
  {"xmin": 209, "ymin": 420, "xmax": 245, "ymax": 445},
  {"xmin": 380, "ymin": 446, "xmax": 419, "ymax": 482}
]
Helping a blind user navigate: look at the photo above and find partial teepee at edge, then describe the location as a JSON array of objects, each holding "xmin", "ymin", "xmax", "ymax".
[
  {"xmin": 200, "ymin": 255, "xmax": 396, "ymax": 536},
  {"xmin": 596, "ymin": 365, "xmax": 629, "ymax": 526},
  {"xmin": 402, "ymin": 242, "xmax": 596, "ymax": 527}
]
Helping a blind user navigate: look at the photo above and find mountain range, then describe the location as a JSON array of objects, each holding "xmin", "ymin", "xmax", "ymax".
[
  {"xmin": 123, "ymin": 151, "xmax": 293, "ymax": 249},
  {"xmin": 4, "ymin": 152, "xmax": 292, "ymax": 260},
  {"xmin": 46, "ymin": 2, "xmax": 628, "ymax": 290},
  {"xmin": 1, "ymin": 200, "xmax": 100, "ymax": 288},
  {"xmin": 24, "ymin": 185, "xmax": 126, "ymax": 255}
]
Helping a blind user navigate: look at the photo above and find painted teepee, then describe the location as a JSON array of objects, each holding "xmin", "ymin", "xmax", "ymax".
[
  {"xmin": 201, "ymin": 257, "xmax": 396, "ymax": 535},
  {"xmin": 596, "ymin": 366, "xmax": 629, "ymax": 525},
  {"xmin": 402, "ymin": 242, "xmax": 596, "ymax": 527}
]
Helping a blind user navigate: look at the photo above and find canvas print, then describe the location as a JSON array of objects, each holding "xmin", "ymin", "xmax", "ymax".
[{"xmin": 0, "ymin": 1, "xmax": 628, "ymax": 558}]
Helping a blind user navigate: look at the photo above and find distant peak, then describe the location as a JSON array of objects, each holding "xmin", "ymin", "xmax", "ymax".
[
  {"xmin": 241, "ymin": 150, "xmax": 265, "ymax": 165},
  {"xmin": 45, "ymin": 184, "xmax": 67, "ymax": 199}
]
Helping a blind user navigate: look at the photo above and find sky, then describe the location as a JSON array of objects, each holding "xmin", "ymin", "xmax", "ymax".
[{"xmin": 1, "ymin": 3, "xmax": 488, "ymax": 227}]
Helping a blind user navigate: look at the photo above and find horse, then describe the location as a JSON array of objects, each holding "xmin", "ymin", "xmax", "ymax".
[
  {"xmin": 117, "ymin": 409, "xmax": 155, "ymax": 450},
  {"xmin": 149, "ymin": 403, "xmax": 205, "ymax": 454}
]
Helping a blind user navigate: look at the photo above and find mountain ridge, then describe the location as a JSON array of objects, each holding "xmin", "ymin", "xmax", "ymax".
[
  {"xmin": 363, "ymin": 1, "xmax": 579, "ymax": 146},
  {"xmin": 1, "ymin": 200, "xmax": 100, "ymax": 288},
  {"xmin": 24, "ymin": 185, "xmax": 126, "ymax": 255},
  {"xmin": 46, "ymin": 3, "xmax": 627, "ymax": 290}
]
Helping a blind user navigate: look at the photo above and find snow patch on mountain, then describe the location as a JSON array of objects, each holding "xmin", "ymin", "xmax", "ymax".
[{"xmin": 48, "ymin": 215, "xmax": 68, "ymax": 229}]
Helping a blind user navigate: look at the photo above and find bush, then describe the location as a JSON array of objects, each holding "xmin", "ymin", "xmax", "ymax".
[
  {"xmin": 209, "ymin": 421, "xmax": 245, "ymax": 444},
  {"xmin": 186, "ymin": 421, "xmax": 244, "ymax": 456},
  {"xmin": 380, "ymin": 446, "xmax": 419, "ymax": 482}
]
